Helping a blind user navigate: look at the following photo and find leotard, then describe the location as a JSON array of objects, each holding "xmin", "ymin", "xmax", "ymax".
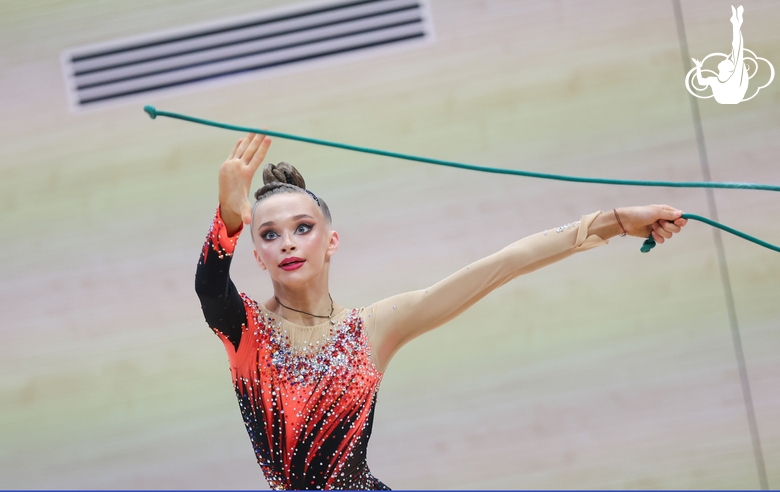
[{"xmin": 195, "ymin": 207, "xmax": 607, "ymax": 489}]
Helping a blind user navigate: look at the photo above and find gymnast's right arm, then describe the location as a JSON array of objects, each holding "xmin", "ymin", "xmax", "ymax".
[{"xmin": 195, "ymin": 132, "xmax": 273, "ymax": 351}]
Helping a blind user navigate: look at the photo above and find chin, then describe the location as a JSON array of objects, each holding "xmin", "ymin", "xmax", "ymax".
[{"xmin": 273, "ymin": 270, "xmax": 316, "ymax": 288}]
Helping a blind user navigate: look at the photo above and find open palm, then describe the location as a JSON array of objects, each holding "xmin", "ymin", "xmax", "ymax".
[{"xmin": 219, "ymin": 133, "xmax": 272, "ymax": 233}]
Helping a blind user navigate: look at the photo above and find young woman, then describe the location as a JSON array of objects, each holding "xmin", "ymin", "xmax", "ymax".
[{"xmin": 195, "ymin": 133, "xmax": 687, "ymax": 490}]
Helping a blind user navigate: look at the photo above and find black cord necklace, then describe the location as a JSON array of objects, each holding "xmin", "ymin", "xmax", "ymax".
[{"xmin": 275, "ymin": 294, "xmax": 335, "ymax": 325}]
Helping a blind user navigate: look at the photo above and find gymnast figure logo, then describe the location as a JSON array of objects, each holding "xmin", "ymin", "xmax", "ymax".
[{"xmin": 685, "ymin": 5, "xmax": 774, "ymax": 104}]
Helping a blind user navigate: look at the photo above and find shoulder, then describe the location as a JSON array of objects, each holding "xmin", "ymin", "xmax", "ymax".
[
  {"xmin": 340, "ymin": 308, "xmax": 364, "ymax": 328},
  {"xmin": 239, "ymin": 292, "xmax": 258, "ymax": 308},
  {"xmin": 239, "ymin": 293, "xmax": 267, "ymax": 328}
]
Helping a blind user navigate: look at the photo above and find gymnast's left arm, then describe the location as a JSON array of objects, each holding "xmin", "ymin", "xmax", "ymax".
[{"xmin": 363, "ymin": 205, "xmax": 686, "ymax": 372}]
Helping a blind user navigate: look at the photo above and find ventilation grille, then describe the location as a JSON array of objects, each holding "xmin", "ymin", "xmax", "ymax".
[{"xmin": 61, "ymin": 0, "xmax": 433, "ymax": 109}]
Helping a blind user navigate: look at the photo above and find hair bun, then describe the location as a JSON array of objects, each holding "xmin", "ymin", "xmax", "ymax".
[{"xmin": 262, "ymin": 162, "xmax": 306, "ymax": 189}]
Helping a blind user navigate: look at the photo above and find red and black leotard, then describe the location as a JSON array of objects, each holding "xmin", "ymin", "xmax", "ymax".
[
  {"xmin": 195, "ymin": 208, "xmax": 389, "ymax": 490},
  {"xmin": 196, "ymin": 205, "xmax": 611, "ymax": 489}
]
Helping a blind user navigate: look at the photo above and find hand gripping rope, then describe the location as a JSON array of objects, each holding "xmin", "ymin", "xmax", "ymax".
[{"xmin": 144, "ymin": 105, "xmax": 779, "ymax": 254}]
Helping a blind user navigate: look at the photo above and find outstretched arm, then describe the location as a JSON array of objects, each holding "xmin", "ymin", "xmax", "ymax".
[{"xmin": 364, "ymin": 205, "xmax": 686, "ymax": 372}]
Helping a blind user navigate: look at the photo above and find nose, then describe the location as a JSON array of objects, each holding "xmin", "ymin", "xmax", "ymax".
[{"xmin": 281, "ymin": 233, "xmax": 296, "ymax": 253}]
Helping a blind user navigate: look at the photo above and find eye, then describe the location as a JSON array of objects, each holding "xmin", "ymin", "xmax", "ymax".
[
  {"xmin": 260, "ymin": 230, "xmax": 279, "ymax": 241},
  {"xmin": 295, "ymin": 223, "xmax": 313, "ymax": 234}
]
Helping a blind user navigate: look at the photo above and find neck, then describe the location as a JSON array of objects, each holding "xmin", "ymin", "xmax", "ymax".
[{"xmin": 269, "ymin": 277, "xmax": 334, "ymax": 327}]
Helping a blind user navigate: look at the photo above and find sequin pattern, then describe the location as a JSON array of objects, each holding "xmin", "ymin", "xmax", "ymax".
[
  {"xmin": 202, "ymin": 207, "xmax": 239, "ymax": 261},
  {"xmin": 268, "ymin": 311, "xmax": 369, "ymax": 386},
  {"xmin": 555, "ymin": 220, "xmax": 581, "ymax": 233},
  {"xmin": 199, "ymin": 208, "xmax": 388, "ymax": 489},
  {"xmin": 233, "ymin": 298, "xmax": 386, "ymax": 490},
  {"xmin": 544, "ymin": 220, "xmax": 581, "ymax": 235}
]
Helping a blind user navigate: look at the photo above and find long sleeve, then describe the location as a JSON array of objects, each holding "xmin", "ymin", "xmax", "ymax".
[
  {"xmin": 194, "ymin": 206, "xmax": 247, "ymax": 351},
  {"xmin": 363, "ymin": 211, "xmax": 608, "ymax": 372}
]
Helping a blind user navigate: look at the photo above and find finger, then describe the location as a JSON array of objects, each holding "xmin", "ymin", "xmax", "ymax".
[
  {"xmin": 248, "ymin": 136, "xmax": 272, "ymax": 172},
  {"xmin": 241, "ymin": 200, "xmax": 253, "ymax": 225},
  {"xmin": 674, "ymin": 218, "xmax": 688, "ymax": 227},
  {"xmin": 658, "ymin": 206, "xmax": 683, "ymax": 221},
  {"xmin": 235, "ymin": 133, "xmax": 256, "ymax": 160},
  {"xmin": 653, "ymin": 222, "xmax": 673, "ymax": 239},
  {"xmin": 228, "ymin": 138, "xmax": 242, "ymax": 160},
  {"xmin": 657, "ymin": 222, "xmax": 673, "ymax": 238},
  {"xmin": 652, "ymin": 230, "xmax": 666, "ymax": 244},
  {"xmin": 660, "ymin": 221, "xmax": 681, "ymax": 234},
  {"xmin": 242, "ymin": 134, "xmax": 266, "ymax": 165}
]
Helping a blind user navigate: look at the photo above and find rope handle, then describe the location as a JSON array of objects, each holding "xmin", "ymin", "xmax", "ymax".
[{"xmin": 641, "ymin": 213, "xmax": 780, "ymax": 253}]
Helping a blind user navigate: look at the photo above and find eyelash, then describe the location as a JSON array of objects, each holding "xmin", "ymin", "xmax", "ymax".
[
  {"xmin": 260, "ymin": 223, "xmax": 313, "ymax": 241},
  {"xmin": 261, "ymin": 230, "xmax": 279, "ymax": 241}
]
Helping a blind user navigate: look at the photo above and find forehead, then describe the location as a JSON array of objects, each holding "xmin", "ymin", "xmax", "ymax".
[{"xmin": 253, "ymin": 192, "xmax": 323, "ymax": 224}]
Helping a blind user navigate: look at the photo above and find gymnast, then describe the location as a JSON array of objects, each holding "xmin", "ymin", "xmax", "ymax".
[{"xmin": 194, "ymin": 132, "xmax": 687, "ymax": 490}]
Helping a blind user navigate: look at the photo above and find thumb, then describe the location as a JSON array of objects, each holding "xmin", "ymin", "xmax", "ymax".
[
  {"xmin": 661, "ymin": 207, "xmax": 683, "ymax": 221},
  {"xmin": 242, "ymin": 206, "xmax": 252, "ymax": 225}
]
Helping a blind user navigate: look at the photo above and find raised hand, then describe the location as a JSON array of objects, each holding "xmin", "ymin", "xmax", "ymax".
[
  {"xmin": 692, "ymin": 58, "xmax": 703, "ymax": 68},
  {"xmin": 218, "ymin": 133, "xmax": 272, "ymax": 235},
  {"xmin": 617, "ymin": 205, "xmax": 687, "ymax": 244}
]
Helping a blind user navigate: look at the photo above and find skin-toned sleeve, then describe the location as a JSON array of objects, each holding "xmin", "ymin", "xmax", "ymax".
[{"xmin": 362, "ymin": 211, "xmax": 607, "ymax": 373}]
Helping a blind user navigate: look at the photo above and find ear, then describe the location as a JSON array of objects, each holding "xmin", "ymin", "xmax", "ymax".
[
  {"xmin": 253, "ymin": 248, "xmax": 267, "ymax": 271},
  {"xmin": 325, "ymin": 230, "xmax": 339, "ymax": 259}
]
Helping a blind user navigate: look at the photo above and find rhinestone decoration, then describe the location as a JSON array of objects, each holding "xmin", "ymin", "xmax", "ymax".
[
  {"xmin": 230, "ymin": 297, "xmax": 387, "ymax": 490},
  {"xmin": 554, "ymin": 220, "xmax": 581, "ymax": 233},
  {"xmin": 202, "ymin": 209, "xmax": 388, "ymax": 489},
  {"xmin": 201, "ymin": 207, "xmax": 239, "ymax": 261}
]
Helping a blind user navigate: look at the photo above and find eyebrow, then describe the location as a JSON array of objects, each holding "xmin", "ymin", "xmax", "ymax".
[{"xmin": 258, "ymin": 214, "xmax": 315, "ymax": 230}]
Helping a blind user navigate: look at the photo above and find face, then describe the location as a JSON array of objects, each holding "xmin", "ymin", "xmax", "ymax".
[{"xmin": 251, "ymin": 193, "xmax": 338, "ymax": 288}]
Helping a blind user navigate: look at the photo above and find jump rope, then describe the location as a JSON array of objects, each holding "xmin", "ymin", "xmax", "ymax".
[{"xmin": 144, "ymin": 105, "xmax": 779, "ymax": 254}]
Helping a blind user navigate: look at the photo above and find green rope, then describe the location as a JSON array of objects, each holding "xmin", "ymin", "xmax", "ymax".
[
  {"xmin": 641, "ymin": 213, "xmax": 780, "ymax": 253},
  {"xmin": 143, "ymin": 105, "xmax": 779, "ymax": 254}
]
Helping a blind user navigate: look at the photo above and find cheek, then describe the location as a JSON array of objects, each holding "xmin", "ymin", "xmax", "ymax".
[
  {"xmin": 300, "ymin": 232, "xmax": 329, "ymax": 256},
  {"xmin": 254, "ymin": 242, "xmax": 275, "ymax": 263}
]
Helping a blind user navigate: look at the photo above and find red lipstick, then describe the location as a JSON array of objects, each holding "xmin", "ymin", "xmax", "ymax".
[{"xmin": 279, "ymin": 257, "xmax": 305, "ymax": 271}]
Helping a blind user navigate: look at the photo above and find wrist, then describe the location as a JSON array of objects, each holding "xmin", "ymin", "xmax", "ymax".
[
  {"xmin": 218, "ymin": 203, "xmax": 244, "ymax": 236},
  {"xmin": 589, "ymin": 209, "xmax": 624, "ymax": 240},
  {"xmin": 613, "ymin": 208, "xmax": 628, "ymax": 236}
]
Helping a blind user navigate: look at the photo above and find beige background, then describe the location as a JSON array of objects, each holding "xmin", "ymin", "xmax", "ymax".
[{"xmin": 1, "ymin": 0, "xmax": 779, "ymax": 488}]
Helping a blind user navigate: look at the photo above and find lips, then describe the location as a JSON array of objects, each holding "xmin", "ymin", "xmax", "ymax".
[{"xmin": 279, "ymin": 257, "xmax": 305, "ymax": 271}]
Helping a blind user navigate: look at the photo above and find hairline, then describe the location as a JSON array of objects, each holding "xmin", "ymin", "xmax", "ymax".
[{"xmin": 250, "ymin": 188, "xmax": 332, "ymax": 240}]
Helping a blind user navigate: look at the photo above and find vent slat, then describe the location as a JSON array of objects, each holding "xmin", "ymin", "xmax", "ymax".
[
  {"xmin": 74, "ymin": 10, "xmax": 423, "ymax": 88},
  {"xmin": 72, "ymin": 3, "xmax": 420, "ymax": 76},
  {"xmin": 63, "ymin": 0, "xmax": 432, "ymax": 109},
  {"xmin": 71, "ymin": 0, "xmax": 418, "ymax": 72}
]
